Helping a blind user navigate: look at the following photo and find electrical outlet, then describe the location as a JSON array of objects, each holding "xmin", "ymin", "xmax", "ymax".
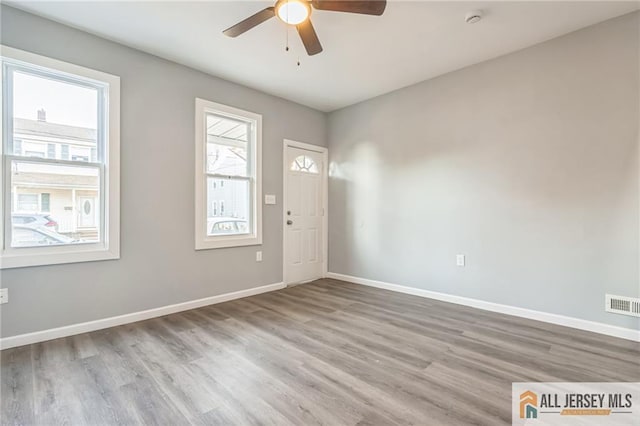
[
  {"xmin": 0, "ymin": 288, "xmax": 8, "ymax": 304},
  {"xmin": 256, "ymin": 251, "xmax": 262, "ymax": 262},
  {"xmin": 456, "ymin": 254, "xmax": 465, "ymax": 267}
]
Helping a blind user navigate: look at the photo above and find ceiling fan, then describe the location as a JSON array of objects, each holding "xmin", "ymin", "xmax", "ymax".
[{"xmin": 223, "ymin": 0, "xmax": 387, "ymax": 56}]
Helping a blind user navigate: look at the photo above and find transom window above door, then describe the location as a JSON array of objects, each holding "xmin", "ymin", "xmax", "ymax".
[{"xmin": 290, "ymin": 155, "xmax": 319, "ymax": 173}]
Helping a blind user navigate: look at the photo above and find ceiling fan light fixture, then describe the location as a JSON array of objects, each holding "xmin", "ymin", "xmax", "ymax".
[
  {"xmin": 223, "ymin": 0, "xmax": 387, "ymax": 56},
  {"xmin": 276, "ymin": 0, "xmax": 311, "ymax": 25}
]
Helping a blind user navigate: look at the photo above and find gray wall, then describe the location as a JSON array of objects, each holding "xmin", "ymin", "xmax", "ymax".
[
  {"xmin": 2, "ymin": 6, "xmax": 638, "ymax": 339},
  {"xmin": 0, "ymin": 5, "xmax": 326, "ymax": 338},
  {"xmin": 328, "ymin": 12, "xmax": 640, "ymax": 330}
]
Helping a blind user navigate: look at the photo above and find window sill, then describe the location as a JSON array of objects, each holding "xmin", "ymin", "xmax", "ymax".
[
  {"xmin": 195, "ymin": 234, "xmax": 262, "ymax": 250},
  {"xmin": 0, "ymin": 245, "xmax": 120, "ymax": 269}
]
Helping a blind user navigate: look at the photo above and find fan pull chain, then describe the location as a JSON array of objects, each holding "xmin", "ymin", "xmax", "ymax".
[
  {"xmin": 285, "ymin": 0, "xmax": 291, "ymax": 54},
  {"xmin": 283, "ymin": 19, "xmax": 300, "ymax": 68},
  {"xmin": 285, "ymin": 23, "xmax": 290, "ymax": 52}
]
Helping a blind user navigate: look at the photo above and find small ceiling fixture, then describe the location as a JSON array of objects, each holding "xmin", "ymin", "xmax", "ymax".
[
  {"xmin": 465, "ymin": 10, "xmax": 483, "ymax": 24},
  {"xmin": 223, "ymin": 0, "xmax": 387, "ymax": 56},
  {"xmin": 276, "ymin": 0, "xmax": 312, "ymax": 25}
]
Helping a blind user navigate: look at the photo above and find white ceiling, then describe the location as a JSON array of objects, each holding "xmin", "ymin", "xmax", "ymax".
[{"xmin": 8, "ymin": 1, "xmax": 639, "ymax": 112}]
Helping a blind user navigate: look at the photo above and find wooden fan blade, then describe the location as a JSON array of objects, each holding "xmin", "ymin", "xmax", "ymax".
[
  {"xmin": 296, "ymin": 19, "xmax": 323, "ymax": 56},
  {"xmin": 223, "ymin": 7, "xmax": 275, "ymax": 37},
  {"xmin": 311, "ymin": 0, "xmax": 386, "ymax": 15}
]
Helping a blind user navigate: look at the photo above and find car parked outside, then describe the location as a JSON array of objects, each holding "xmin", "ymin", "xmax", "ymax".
[
  {"xmin": 12, "ymin": 213, "xmax": 59, "ymax": 231},
  {"xmin": 207, "ymin": 217, "xmax": 248, "ymax": 235},
  {"xmin": 12, "ymin": 225, "xmax": 76, "ymax": 247}
]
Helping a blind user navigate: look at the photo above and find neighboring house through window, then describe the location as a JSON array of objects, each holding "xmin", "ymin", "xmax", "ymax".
[{"xmin": 1, "ymin": 46, "xmax": 120, "ymax": 268}]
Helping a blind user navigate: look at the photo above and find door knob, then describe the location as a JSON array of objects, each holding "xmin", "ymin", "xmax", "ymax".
[{"xmin": 286, "ymin": 220, "xmax": 293, "ymax": 225}]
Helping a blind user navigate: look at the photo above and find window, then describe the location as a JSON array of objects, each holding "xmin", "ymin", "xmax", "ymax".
[
  {"xmin": 290, "ymin": 155, "xmax": 319, "ymax": 173},
  {"xmin": 1, "ymin": 46, "xmax": 120, "ymax": 269},
  {"xmin": 16, "ymin": 194, "xmax": 38, "ymax": 211},
  {"xmin": 41, "ymin": 193, "xmax": 51, "ymax": 212},
  {"xmin": 25, "ymin": 150, "xmax": 46, "ymax": 158},
  {"xmin": 195, "ymin": 98, "xmax": 262, "ymax": 249}
]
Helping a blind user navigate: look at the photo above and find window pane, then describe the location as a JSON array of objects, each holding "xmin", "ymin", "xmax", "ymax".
[
  {"xmin": 206, "ymin": 113, "xmax": 249, "ymax": 177},
  {"xmin": 291, "ymin": 155, "xmax": 319, "ymax": 173},
  {"xmin": 11, "ymin": 161, "xmax": 101, "ymax": 247},
  {"xmin": 41, "ymin": 193, "xmax": 51, "ymax": 212},
  {"xmin": 12, "ymin": 71, "xmax": 98, "ymax": 162},
  {"xmin": 206, "ymin": 178, "xmax": 250, "ymax": 236},
  {"xmin": 17, "ymin": 194, "xmax": 38, "ymax": 211}
]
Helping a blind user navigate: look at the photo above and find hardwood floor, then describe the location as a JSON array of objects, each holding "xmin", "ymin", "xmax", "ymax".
[{"xmin": 2, "ymin": 278, "xmax": 639, "ymax": 425}]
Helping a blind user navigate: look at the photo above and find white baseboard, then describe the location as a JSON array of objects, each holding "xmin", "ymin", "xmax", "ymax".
[
  {"xmin": 0, "ymin": 282, "xmax": 285, "ymax": 350},
  {"xmin": 326, "ymin": 272, "xmax": 640, "ymax": 342}
]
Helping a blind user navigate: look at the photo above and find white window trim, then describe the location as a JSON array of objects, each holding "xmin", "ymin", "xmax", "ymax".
[
  {"xmin": 0, "ymin": 45, "xmax": 120, "ymax": 269},
  {"xmin": 195, "ymin": 98, "xmax": 262, "ymax": 250}
]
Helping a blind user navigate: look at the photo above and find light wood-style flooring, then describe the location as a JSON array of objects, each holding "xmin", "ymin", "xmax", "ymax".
[{"xmin": 2, "ymin": 278, "xmax": 639, "ymax": 425}]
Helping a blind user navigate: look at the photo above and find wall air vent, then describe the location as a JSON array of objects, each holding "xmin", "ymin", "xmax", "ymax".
[{"xmin": 605, "ymin": 294, "xmax": 640, "ymax": 317}]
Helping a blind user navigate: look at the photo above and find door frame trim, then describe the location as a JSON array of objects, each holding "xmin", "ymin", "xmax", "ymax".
[{"xmin": 282, "ymin": 139, "xmax": 328, "ymax": 286}]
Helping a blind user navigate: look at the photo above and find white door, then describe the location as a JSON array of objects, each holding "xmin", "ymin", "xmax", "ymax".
[
  {"xmin": 78, "ymin": 197, "xmax": 96, "ymax": 227},
  {"xmin": 285, "ymin": 145, "xmax": 325, "ymax": 285}
]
